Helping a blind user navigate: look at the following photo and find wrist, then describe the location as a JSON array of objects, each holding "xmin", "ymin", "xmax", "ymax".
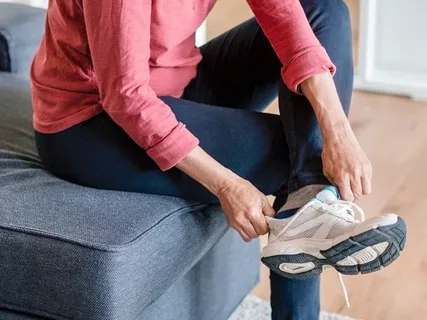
[
  {"xmin": 322, "ymin": 120, "xmax": 354, "ymax": 143},
  {"xmin": 319, "ymin": 115, "xmax": 351, "ymax": 136},
  {"xmin": 300, "ymin": 73, "xmax": 356, "ymax": 144},
  {"xmin": 209, "ymin": 168, "xmax": 241, "ymax": 196}
]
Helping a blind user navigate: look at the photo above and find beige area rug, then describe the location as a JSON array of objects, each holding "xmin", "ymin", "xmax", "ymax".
[{"xmin": 229, "ymin": 295, "xmax": 358, "ymax": 320}]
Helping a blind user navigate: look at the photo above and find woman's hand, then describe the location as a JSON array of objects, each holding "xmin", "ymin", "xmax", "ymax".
[
  {"xmin": 301, "ymin": 72, "xmax": 373, "ymax": 202},
  {"xmin": 176, "ymin": 146, "xmax": 275, "ymax": 242},
  {"xmin": 322, "ymin": 124, "xmax": 372, "ymax": 201},
  {"xmin": 217, "ymin": 177, "xmax": 275, "ymax": 242}
]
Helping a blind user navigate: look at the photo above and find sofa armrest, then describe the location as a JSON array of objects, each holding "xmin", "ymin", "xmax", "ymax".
[{"xmin": 0, "ymin": 3, "xmax": 46, "ymax": 78}]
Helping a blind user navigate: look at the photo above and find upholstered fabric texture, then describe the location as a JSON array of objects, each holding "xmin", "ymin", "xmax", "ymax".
[
  {"xmin": 0, "ymin": 4, "xmax": 260, "ymax": 319},
  {"xmin": 0, "ymin": 73, "xmax": 259, "ymax": 319}
]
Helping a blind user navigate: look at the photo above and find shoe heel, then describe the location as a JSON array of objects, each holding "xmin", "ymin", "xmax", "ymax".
[{"xmin": 261, "ymin": 254, "xmax": 323, "ymax": 279}]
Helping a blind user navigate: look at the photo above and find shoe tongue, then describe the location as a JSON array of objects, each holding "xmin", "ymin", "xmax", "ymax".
[{"xmin": 314, "ymin": 186, "xmax": 339, "ymax": 204}]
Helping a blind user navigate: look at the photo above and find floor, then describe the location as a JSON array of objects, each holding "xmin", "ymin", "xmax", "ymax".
[{"xmin": 207, "ymin": 1, "xmax": 427, "ymax": 319}]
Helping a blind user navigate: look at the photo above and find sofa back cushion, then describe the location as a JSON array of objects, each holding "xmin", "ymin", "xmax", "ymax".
[{"xmin": 0, "ymin": 3, "xmax": 45, "ymax": 77}]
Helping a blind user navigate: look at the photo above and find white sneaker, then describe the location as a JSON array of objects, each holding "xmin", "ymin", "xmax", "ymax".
[{"xmin": 262, "ymin": 186, "xmax": 406, "ymax": 279}]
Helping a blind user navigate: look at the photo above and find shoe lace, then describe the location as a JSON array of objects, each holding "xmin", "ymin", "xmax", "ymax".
[
  {"xmin": 321, "ymin": 199, "xmax": 365, "ymax": 224},
  {"xmin": 322, "ymin": 199, "xmax": 366, "ymax": 308}
]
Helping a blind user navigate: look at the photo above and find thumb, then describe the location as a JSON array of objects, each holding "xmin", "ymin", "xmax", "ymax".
[{"xmin": 262, "ymin": 199, "xmax": 276, "ymax": 217}]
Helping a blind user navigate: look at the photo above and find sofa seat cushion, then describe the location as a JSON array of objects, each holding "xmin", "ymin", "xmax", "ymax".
[{"xmin": 0, "ymin": 73, "xmax": 229, "ymax": 320}]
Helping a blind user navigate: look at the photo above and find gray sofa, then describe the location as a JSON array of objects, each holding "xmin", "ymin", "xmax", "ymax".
[{"xmin": 0, "ymin": 4, "xmax": 260, "ymax": 320}]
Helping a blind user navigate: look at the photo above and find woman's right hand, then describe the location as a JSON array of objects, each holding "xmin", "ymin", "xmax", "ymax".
[
  {"xmin": 216, "ymin": 177, "xmax": 275, "ymax": 242},
  {"xmin": 176, "ymin": 146, "xmax": 275, "ymax": 242}
]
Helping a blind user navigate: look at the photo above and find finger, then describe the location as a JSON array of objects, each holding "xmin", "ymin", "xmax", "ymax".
[
  {"xmin": 262, "ymin": 203, "xmax": 276, "ymax": 218},
  {"xmin": 251, "ymin": 212, "xmax": 270, "ymax": 235},
  {"xmin": 323, "ymin": 169, "xmax": 334, "ymax": 184},
  {"xmin": 251, "ymin": 220, "xmax": 268, "ymax": 236},
  {"xmin": 234, "ymin": 213, "xmax": 258, "ymax": 239},
  {"xmin": 350, "ymin": 176, "xmax": 362, "ymax": 200},
  {"xmin": 361, "ymin": 175, "xmax": 372, "ymax": 195},
  {"xmin": 242, "ymin": 222, "xmax": 259, "ymax": 239},
  {"xmin": 237, "ymin": 228, "xmax": 252, "ymax": 242},
  {"xmin": 336, "ymin": 176, "xmax": 354, "ymax": 201}
]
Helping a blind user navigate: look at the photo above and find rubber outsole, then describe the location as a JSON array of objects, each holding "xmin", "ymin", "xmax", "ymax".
[{"xmin": 261, "ymin": 217, "xmax": 407, "ymax": 279}]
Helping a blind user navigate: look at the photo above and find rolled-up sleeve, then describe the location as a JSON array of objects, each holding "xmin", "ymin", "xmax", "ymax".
[
  {"xmin": 83, "ymin": 0, "xmax": 199, "ymax": 170},
  {"xmin": 246, "ymin": 0, "xmax": 336, "ymax": 93}
]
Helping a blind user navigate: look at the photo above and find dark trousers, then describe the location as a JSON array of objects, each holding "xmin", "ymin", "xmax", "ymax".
[{"xmin": 35, "ymin": 1, "xmax": 353, "ymax": 318}]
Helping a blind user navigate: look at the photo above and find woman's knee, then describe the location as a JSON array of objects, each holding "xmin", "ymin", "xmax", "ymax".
[
  {"xmin": 299, "ymin": 0, "xmax": 353, "ymax": 109},
  {"xmin": 300, "ymin": 0, "xmax": 352, "ymax": 41}
]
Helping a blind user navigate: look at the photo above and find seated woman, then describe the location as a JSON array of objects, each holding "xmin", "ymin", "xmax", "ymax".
[{"xmin": 31, "ymin": 0, "xmax": 406, "ymax": 319}]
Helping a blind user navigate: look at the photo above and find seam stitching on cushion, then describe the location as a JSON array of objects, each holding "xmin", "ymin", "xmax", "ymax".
[
  {"xmin": 0, "ymin": 300, "xmax": 70, "ymax": 320},
  {"xmin": 0, "ymin": 203, "xmax": 210, "ymax": 252}
]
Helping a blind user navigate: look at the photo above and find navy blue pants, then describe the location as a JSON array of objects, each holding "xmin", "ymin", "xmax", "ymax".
[{"xmin": 36, "ymin": 1, "xmax": 353, "ymax": 318}]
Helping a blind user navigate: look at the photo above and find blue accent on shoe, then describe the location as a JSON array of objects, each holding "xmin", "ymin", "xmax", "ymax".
[
  {"xmin": 315, "ymin": 186, "xmax": 340, "ymax": 203},
  {"xmin": 325, "ymin": 186, "xmax": 340, "ymax": 199},
  {"xmin": 275, "ymin": 208, "xmax": 299, "ymax": 219},
  {"xmin": 315, "ymin": 197, "xmax": 324, "ymax": 203}
]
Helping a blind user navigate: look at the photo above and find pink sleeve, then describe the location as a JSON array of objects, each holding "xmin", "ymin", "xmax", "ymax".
[
  {"xmin": 246, "ymin": 0, "xmax": 336, "ymax": 93},
  {"xmin": 82, "ymin": 0, "xmax": 199, "ymax": 171}
]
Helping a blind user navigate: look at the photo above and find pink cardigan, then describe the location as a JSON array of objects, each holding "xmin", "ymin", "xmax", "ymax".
[{"xmin": 31, "ymin": 0, "xmax": 335, "ymax": 171}]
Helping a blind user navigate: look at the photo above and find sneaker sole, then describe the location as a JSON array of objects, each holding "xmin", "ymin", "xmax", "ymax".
[{"xmin": 261, "ymin": 217, "xmax": 406, "ymax": 279}]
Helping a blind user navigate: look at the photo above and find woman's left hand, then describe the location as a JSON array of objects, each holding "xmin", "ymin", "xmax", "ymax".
[
  {"xmin": 322, "ymin": 123, "xmax": 372, "ymax": 201},
  {"xmin": 300, "ymin": 72, "xmax": 373, "ymax": 202}
]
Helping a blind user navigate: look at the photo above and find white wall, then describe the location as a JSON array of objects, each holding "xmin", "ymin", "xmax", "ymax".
[
  {"xmin": 355, "ymin": 0, "xmax": 427, "ymax": 100},
  {"xmin": 375, "ymin": 0, "xmax": 427, "ymax": 76}
]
